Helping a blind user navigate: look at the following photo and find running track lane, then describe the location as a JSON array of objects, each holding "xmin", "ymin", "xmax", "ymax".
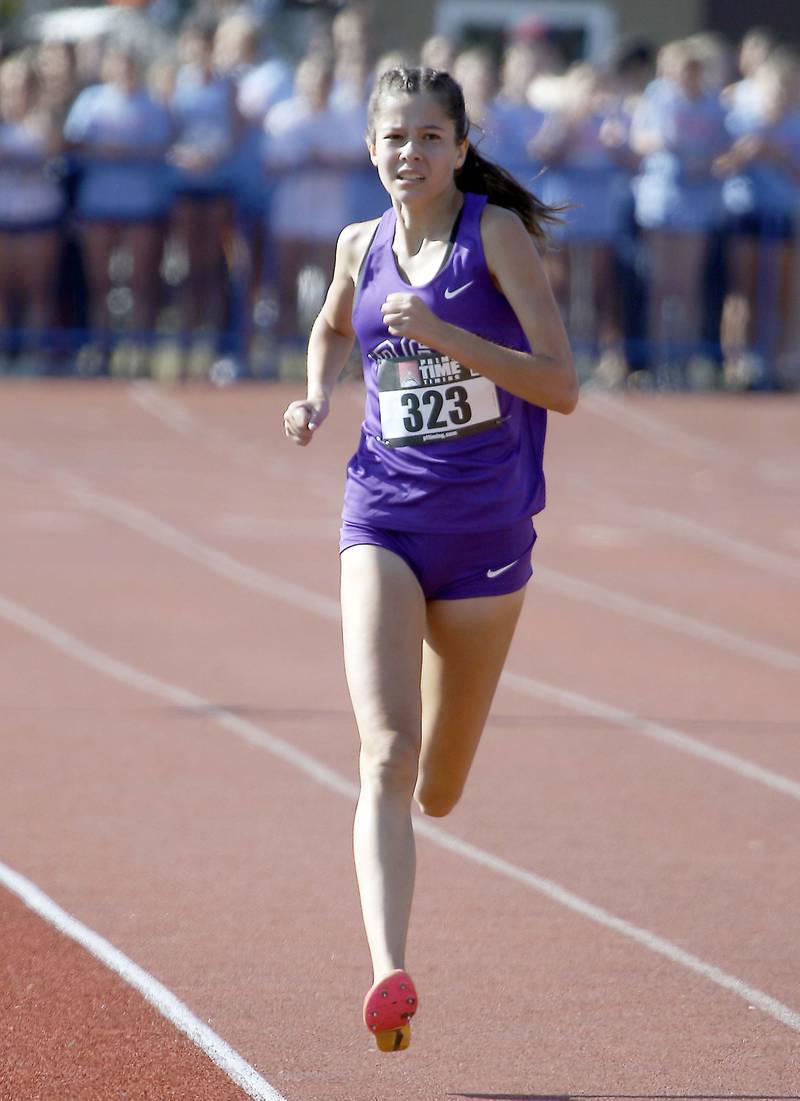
[
  {"xmin": 1, "ymin": 382, "xmax": 799, "ymax": 1099},
  {"xmin": 0, "ymin": 875, "xmax": 283, "ymax": 1101}
]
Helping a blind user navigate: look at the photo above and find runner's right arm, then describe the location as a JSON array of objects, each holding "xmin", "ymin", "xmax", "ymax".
[{"xmin": 283, "ymin": 219, "xmax": 377, "ymax": 446}]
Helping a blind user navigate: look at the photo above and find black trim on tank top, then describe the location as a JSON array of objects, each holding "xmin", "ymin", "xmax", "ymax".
[
  {"xmin": 389, "ymin": 198, "xmax": 468, "ymax": 289},
  {"xmin": 354, "ymin": 221, "xmax": 382, "ymax": 302}
]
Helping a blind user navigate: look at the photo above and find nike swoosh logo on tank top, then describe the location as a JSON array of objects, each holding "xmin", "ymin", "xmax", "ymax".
[{"xmin": 444, "ymin": 281, "xmax": 473, "ymax": 299}]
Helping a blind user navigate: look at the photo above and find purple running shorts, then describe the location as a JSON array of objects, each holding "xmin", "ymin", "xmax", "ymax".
[{"xmin": 339, "ymin": 517, "xmax": 536, "ymax": 600}]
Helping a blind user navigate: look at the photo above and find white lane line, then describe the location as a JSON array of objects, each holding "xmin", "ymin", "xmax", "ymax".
[
  {"xmin": 632, "ymin": 507, "xmax": 800, "ymax": 582},
  {"xmin": 61, "ymin": 486, "xmax": 800, "ymax": 803},
  {"xmin": 0, "ymin": 592, "xmax": 354, "ymax": 800},
  {"xmin": 69, "ymin": 480, "xmax": 800, "ymax": 678},
  {"xmin": 69, "ymin": 487, "xmax": 340, "ymax": 622},
  {"xmin": 411, "ymin": 820, "xmax": 800, "ymax": 1034},
  {"xmin": 561, "ymin": 477, "xmax": 800, "ymax": 586},
  {"xmin": 3, "ymin": 430, "xmax": 799, "ymax": 795},
  {"xmin": 500, "ymin": 671, "xmax": 800, "ymax": 801},
  {"xmin": 581, "ymin": 392, "xmax": 733, "ymax": 463},
  {"xmin": 128, "ymin": 382, "xmax": 199, "ymax": 436},
  {"xmin": 759, "ymin": 459, "xmax": 800, "ymax": 489},
  {"xmin": 0, "ymin": 860, "xmax": 287, "ymax": 1101},
  {"xmin": 582, "ymin": 392, "xmax": 799, "ymax": 488},
  {"xmin": 128, "ymin": 383, "xmax": 800, "ymax": 634},
  {"xmin": 2, "ymin": 591, "xmax": 799, "ymax": 1036},
  {"xmin": 83, "ymin": 459, "xmax": 797, "ymax": 676},
  {"xmin": 536, "ymin": 565, "xmax": 800, "ymax": 672},
  {"xmin": 129, "ymin": 382, "xmax": 333, "ymax": 502}
]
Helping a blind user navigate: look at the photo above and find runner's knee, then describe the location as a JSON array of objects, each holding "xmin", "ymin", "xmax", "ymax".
[
  {"xmin": 359, "ymin": 733, "xmax": 419, "ymax": 795},
  {"xmin": 414, "ymin": 777, "xmax": 462, "ymax": 818}
]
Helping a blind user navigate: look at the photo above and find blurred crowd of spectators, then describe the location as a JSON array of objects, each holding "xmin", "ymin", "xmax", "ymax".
[{"xmin": 0, "ymin": 3, "xmax": 798, "ymax": 388}]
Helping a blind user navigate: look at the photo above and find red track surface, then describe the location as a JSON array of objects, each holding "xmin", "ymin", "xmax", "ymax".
[{"xmin": 1, "ymin": 380, "xmax": 798, "ymax": 1101}]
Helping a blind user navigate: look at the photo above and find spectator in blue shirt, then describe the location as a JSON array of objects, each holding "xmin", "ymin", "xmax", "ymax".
[
  {"xmin": 0, "ymin": 54, "xmax": 65, "ymax": 371},
  {"xmin": 631, "ymin": 40, "xmax": 729, "ymax": 376},
  {"xmin": 169, "ymin": 15, "xmax": 245, "ymax": 370},
  {"xmin": 535, "ymin": 62, "xmax": 637, "ymax": 381},
  {"xmin": 715, "ymin": 49, "xmax": 800, "ymax": 385},
  {"xmin": 64, "ymin": 43, "xmax": 173, "ymax": 372}
]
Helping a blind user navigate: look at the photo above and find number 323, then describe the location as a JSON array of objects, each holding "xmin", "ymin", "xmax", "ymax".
[{"xmin": 401, "ymin": 385, "xmax": 472, "ymax": 433}]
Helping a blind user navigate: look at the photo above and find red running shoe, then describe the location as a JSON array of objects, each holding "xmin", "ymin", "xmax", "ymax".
[{"xmin": 362, "ymin": 970, "xmax": 418, "ymax": 1051}]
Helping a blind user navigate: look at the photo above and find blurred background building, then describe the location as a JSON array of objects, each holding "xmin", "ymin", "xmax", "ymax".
[{"xmin": 360, "ymin": 0, "xmax": 799, "ymax": 62}]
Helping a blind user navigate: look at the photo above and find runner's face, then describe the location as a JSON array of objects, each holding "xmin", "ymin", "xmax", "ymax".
[{"xmin": 369, "ymin": 93, "xmax": 467, "ymax": 205}]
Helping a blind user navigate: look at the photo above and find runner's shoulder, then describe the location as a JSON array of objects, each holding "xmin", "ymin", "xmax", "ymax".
[
  {"xmin": 337, "ymin": 218, "xmax": 382, "ymax": 282},
  {"xmin": 480, "ymin": 202, "xmax": 541, "ymax": 274},
  {"xmin": 481, "ymin": 201, "xmax": 529, "ymax": 239}
]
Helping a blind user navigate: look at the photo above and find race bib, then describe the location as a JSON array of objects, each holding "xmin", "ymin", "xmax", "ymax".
[{"xmin": 377, "ymin": 353, "xmax": 502, "ymax": 447}]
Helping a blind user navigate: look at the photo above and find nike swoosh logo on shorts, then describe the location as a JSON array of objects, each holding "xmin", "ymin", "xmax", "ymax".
[
  {"xmin": 486, "ymin": 557, "xmax": 521, "ymax": 579},
  {"xmin": 444, "ymin": 281, "xmax": 473, "ymax": 299}
]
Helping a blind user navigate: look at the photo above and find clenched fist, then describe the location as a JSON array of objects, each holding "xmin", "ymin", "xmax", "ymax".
[
  {"xmin": 283, "ymin": 396, "xmax": 329, "ymax": 446},
  {"xmin": 381, "ymin": 293, "xmax": 445, "ymax": 347}
]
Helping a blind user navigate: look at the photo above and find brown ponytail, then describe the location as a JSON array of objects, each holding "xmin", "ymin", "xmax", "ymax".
[
  {"xmin": 456, "ymin": 142, "xmax": 562, "ymax": 245},
  {"xmin": 367, "ymin": 66, "xmax": 563, "ymax": 246}
]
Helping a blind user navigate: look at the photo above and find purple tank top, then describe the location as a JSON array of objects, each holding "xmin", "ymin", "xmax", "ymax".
[{"xmin": 343, "ymin": 191, "xmax": 547, "ymax": 533}]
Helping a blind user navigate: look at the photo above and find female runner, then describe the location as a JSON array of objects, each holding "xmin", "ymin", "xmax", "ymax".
[{"xmin": 283, "ymin": 67, "xmax": 577, "ymax": 1052}]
